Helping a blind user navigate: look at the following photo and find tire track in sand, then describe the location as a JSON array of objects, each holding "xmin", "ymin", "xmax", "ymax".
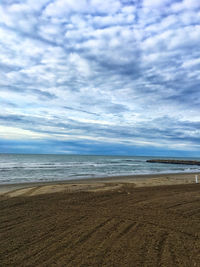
[
  {"xmin": 156, "ymin": 233, "xmax": 168, "ymax": 266},
  {"xmin": 33, "ymin": 217, "xmax": 113, "ymax": 266}
]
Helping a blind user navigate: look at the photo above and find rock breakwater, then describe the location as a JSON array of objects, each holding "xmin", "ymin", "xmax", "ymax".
[{"xmin": 147, "ymin": 159, "xmax": 200, "ymax": 165}]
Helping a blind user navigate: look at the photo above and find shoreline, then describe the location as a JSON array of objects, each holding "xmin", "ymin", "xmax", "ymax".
[{"xmin": 1, "ymin": 171, "xmax": 200, "ymax": 197}]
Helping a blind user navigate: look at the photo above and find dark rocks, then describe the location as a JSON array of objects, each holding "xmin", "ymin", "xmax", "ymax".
[{"xmin": 146, "ymin": 159, "xmax": 200, "ymax": 166}]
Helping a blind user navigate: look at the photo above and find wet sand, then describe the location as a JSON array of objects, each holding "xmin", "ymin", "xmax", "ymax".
[{"xmin": 0, "ymin": 173, "xmax": 200, "ymax": 266}]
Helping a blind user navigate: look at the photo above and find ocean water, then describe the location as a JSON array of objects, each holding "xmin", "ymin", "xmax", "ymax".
[{"xmin": 0, "ymin": 154, "xmax": 200, "ymax": 184}]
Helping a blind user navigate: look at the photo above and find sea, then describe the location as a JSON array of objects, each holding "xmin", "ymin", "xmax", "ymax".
[{"xmin": 0, "ymin": 154, "xmax": 200, "ymax": 184}]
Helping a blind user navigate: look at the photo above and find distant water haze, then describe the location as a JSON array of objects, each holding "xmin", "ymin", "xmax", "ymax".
[{"xmin": 0, "ymin": 154, "xmax": 200, "ymax": 184}]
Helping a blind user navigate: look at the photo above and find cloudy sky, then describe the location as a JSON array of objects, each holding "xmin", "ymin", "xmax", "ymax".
[{"xmin": 0, "ymin": 0, "xmax": 200, "ymax": 156}]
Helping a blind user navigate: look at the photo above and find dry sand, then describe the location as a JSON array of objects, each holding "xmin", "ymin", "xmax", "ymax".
[
  {"xmin": 0, "ymin": 173, "xmax": 200, "ymax": 266},
  {"xmin": 0, "ymin": 172, "xmax": 200, "ymax": 198}
]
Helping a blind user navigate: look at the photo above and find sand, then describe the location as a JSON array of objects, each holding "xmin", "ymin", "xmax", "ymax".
[
  {"xmin": 0, "ymin": 173, "xmax": 200, "ymax": 266},
  {"xmin": 0, "ymin": 172, "xmax": 200, "ymax": 198}
]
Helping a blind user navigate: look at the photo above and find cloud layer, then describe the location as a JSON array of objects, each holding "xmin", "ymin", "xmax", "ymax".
[{"xmin": 0, "ymin": 0, "xmax": 200, "ymax": 155}]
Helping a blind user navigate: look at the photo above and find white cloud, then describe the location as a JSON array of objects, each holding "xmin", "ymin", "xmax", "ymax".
[
  {"xmin": 0, "ymin": 0, "xmax": 200, "ymax": 153},
  {"xmin": 0, "ymin": 126, "xmax": 48, "ymax": 140},
  {"xmin": 171, "ymin": 0, "xmax": 200, "ymax": 12},
  {"xmin": 44, "ymin": 0, "xmax": 88, "ymax": 16},
  {"xmin": 0, "ymin": 6, "xmax": 13, "ymax": 26},
  {"xmin": 90, "ymin": 0, "xmax": 121, "ymax": 14},
  {"xmin": 69, "ymin": 53, "xmax": 91, "ymax": 77},
  {"xmin": 182, "ymin": 58, "xmax": 200, "ymax": 68},
  {"xmin": 143, "ymin": 0, "xmax": 171, "ymax": 8}
]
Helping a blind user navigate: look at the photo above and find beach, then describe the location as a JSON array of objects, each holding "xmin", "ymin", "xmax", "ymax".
[
  {"xmin": 0, "ymin": 172, "xmax": 200, "ymax": 197},
  {"xmin": 0, "ymin": 173, "xmax": 200, "ymax": 266}
]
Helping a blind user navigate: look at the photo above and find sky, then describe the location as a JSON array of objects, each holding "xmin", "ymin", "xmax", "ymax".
[{"xmin": 0, "ymin": 0, "xmax": 200, "ymax": 156}]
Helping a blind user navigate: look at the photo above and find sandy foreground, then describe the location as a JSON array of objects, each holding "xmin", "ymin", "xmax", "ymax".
[{"xmin": 0, "ymin": 173, "xmax": 200, "ymax": 266}]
